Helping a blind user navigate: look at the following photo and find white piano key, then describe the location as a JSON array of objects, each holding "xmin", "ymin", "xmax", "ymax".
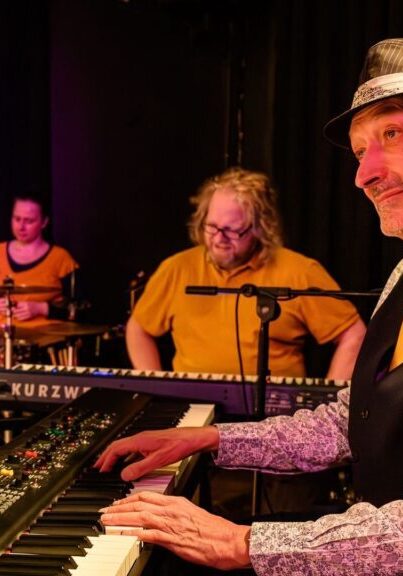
[
  {"xmin": 178, "ymin": 403, "xmax": 215, "ymax": 427},
  {"xmin": 72, "ymin": 534, "xmax": 140, "ymax": 576},
  {"xmin": 151, "ymin": 403, "xmax": 215, "ymax": 481}
]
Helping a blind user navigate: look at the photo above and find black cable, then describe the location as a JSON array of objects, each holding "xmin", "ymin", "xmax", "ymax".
[{"xmin": 235, "ymin": 292, "xmax": 252, "ymax": 416}]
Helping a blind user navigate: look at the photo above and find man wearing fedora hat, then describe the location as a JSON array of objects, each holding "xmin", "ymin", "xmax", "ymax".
[{"xmin": 96, "ymin": 39, "xmax": 403, "ymax": 574}]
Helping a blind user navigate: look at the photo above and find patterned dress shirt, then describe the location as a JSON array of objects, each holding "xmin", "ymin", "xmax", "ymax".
[{"xmin": 215, "ymin": 260, "xmax": 403, "ymax": 575}]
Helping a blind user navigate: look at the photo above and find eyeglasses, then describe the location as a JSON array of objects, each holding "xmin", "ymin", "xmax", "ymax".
[{"xmin": 203, "ymin": 223, "xmax": 252, "ymax": 240}]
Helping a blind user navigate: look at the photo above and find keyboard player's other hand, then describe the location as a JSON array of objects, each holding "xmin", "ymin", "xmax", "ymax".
[
  {"xmin": 94, "ymin": 425, "xmax": 219, "ymax": 481},
  {"xmin": 100, "ymin": 490, "xmax": 251, "ymax": 570}
]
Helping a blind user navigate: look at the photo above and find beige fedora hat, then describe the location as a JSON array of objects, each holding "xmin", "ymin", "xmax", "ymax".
[{"xmin": 324, "ymin": 38, "xmax": 403, "ymax": 148}]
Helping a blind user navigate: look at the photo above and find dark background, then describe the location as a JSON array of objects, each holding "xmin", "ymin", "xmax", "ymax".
[{"xmin": 1, "ymin": 1, "xmax": 402, "ymax": 361}]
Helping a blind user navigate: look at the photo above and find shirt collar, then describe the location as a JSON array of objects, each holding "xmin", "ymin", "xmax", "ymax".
[{"xmin": 372, "ymin": 259, "xmax": 403, "ymax": 317}]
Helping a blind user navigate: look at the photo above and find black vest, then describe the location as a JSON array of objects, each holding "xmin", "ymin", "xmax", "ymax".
[{"xmin": 349, "ymin": 274, "xmax": 403, "ymax": 507}]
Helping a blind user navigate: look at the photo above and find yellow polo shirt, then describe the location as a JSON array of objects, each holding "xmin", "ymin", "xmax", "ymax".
[{"xmin": 133, "ymin": 246, "xmax": 361, "ymax": 376}]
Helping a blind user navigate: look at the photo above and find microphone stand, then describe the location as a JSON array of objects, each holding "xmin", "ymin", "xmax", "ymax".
[
  {"xmin": 246, "ymin": 286, "xmax": 281, "ymax": 419},
  {"xmin": 186, "ymin": 282, "xmax": 381, "ymax": 515},
  {"xmin": 250, "ymin": 289, "xmax": 280, "ymax": 515},
  {"xmin": 186, "ymin": 282, "xmax": 380, "ymax": 418}
]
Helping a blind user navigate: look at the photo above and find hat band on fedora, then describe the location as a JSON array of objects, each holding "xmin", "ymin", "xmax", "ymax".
[{"xmin": 352, "ymin": 72, "xmax": 403, "ymax": 110}]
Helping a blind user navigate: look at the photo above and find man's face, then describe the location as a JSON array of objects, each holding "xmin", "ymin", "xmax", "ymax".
[
  {"xmin": 203, "ymin": 188, "xmax": 257, "ymax": 270},
  {"xmin": 350, "ymin": 103, "xmax": 403, "ymax": 239},
  {"xmin": 11, "ymin": 200, "xmax": 48, "ymax": 244}
]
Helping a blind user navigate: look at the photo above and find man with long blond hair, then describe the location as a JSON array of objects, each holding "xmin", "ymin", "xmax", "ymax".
[
  {"xmin": 126, "ymin": 166, "xmax": 365, "ymax": 379},
  {"xmin": 188, "ymin": 168, "xmax": 282, "ymax": 267}
]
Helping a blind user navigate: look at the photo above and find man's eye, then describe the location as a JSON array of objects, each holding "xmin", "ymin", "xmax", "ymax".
[{"xmin": 354, "ymin": 148, "xmax": 365, "ymax": 161}]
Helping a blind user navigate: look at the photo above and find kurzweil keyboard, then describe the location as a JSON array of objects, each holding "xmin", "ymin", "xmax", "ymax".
[
  {"xmin": 0, "ymin": 388, "xmax": 214, "ymax": 575},
  {"xmin": 0, "ymin": 364, "xmax": 349, "ymax": 416}
]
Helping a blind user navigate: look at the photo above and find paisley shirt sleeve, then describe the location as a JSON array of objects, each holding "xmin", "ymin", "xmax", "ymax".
[
  {"xmin": 250, "ymin": 500, "xmax": 403, "ymax": 575},
  {"xmin": 214, "ymin": 387, "xmax": 403, "ymax": 574},
  {"xmin": 215, "ymin": 386, "xmax": 351, "ymax": 472}
]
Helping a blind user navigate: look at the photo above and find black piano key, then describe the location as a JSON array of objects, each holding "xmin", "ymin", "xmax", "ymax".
[
  {"xmin": 30, "ymin": 523, "xmax": 102, "ymax": 536},
  {"xmin": 56, "ymin": 496, "xmax": 113, "ymax": 505},
  {"xmin": 80, "ymin": 470, "xmax": 124, "ymax": 481},
  {"xmin": 0, "ymin": 567, "xmax": 67, "ymax": 576},
  {"xmin": 72, "ymin": 477, "xmax": 127, "ymax": 487},
  {"xmin": 40, "ymin": 511, "xmax": 102, "ymax": 521},
  {"xmin": 63, "ymin": 489, "xmax": 123, "ymax": 499},
  {"xmin": 17, "ymin": 534, "xmax": 92, "ymax": 548},
  {"xmin": 50, "ymin": 502, "xmax": 107, "ymax": 513},
  {"xmin": 75, "ymin": 471, "xmax": 124, "ymax": 481},
  {"xmin": 67, "ymin": 485, "xmax": 123, "ymax": 492},
  {"xmin": 12, "ymin": 541, "xmax": 87, "ymax": 556},
  {"xmin": 0, "ymin": 556, "xmax": 71, "ymax": 575},
  {"xmin": 0, "ymin": 553, "xmax": 78, "ymax": 569}
]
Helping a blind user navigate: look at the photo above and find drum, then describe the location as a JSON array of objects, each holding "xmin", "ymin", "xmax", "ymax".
[
  {"xmin": 0, "ymin": 340, "xmax": 38, "ymax": 367},
  {"xmin": 0, "ymin": 322, "xmax": 110, "ymax": 367},
  {"xmin": 0, "ymin": 328, "xmax": 66, "ymax": 368}
]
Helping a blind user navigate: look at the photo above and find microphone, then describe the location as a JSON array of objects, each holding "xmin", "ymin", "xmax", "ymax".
[{"xmin": 240, "ymin": 284, "xmax": 292, "ymax": 298}]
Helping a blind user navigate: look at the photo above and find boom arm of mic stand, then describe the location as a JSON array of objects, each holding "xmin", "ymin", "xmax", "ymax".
[{"xmin": 186, "ymin": 284, "xmax": 382, "ymax": 299}]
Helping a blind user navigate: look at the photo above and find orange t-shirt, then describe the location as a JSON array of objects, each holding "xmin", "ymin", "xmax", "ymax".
[{"xmin": 0, "ymin": 242, "xmax": 78, "ymax": 329}]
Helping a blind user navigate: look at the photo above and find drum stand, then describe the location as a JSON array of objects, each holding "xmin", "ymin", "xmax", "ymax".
[
  {"xmin": 1, "ymin": 291, "xmax": 15, "ymax": 443},
  {"xmin": 3, "ymin": 289, "xmax": 15, "ymax": 370},
  {"xmin": 64, "ymin": 335, "xmax": 101, "ymax": 366},
  {"xmin": 65, "ymin": 338, "xmax": 78, "ymax": 367}
]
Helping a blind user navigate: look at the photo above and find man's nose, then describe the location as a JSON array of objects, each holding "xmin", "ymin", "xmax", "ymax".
[
  {"xmin": 355, "ymin": 145, "xmax": 387, "ymax": 189},
  {"xmin": 215, "ymin": 229, "xmax": 230, "ymax": 241}
]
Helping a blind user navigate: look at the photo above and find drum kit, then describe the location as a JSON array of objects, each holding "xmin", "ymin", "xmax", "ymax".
[{"xmin": 0, "ymin": 279, "xmax": 109, "ymax": 369}]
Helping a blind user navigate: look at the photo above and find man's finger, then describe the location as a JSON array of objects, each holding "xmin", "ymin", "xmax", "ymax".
[{"xmin": 95, "ymin": 440, "xmax": 139, "ymax": 471}]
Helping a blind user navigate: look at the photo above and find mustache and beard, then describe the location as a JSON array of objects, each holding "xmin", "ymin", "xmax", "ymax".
[{"xmin": 365, "ymin": 175, "xmax": 403, "ymax": 239}]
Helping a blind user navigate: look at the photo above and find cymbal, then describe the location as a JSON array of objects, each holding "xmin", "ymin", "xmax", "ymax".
[
  {"xmin": 0, "ymin": 327, "xmax": 64, "ymax": 347},
  {"xmin": 0, "ymin": 284, "xmax": 58, "ymax": 295},
  {"xmin": 34, "ymin": 321, "xmax": 110, "ymax": 338}
]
